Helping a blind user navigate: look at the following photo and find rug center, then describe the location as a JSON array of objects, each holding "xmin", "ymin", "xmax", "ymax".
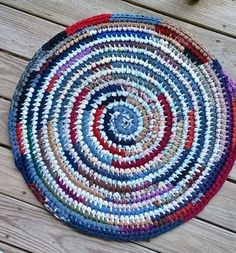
[{"xmin": 107, "ymin": 104, "xmax": 140, "ymax": 139}]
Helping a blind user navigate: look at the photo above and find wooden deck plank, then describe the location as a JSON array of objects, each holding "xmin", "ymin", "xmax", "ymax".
[
  {"xmin": 0, "ymin": 5, "xmax": 63, "ymax": 59},
  {"xmin": 140, "ymin": 219, "xmax": 236, "ymax": 253},
  {"xmin": 230, "ymin": 168, "xmax": 236, "ymax": 182},
  {"xmin": 0, "ymin": 52, "xmax": 27, "ymax": 100},
  {"xmin": 0, "ymin": 241, "xmax": 27, "ymax": 253},
  {"xmin": 122, "ymin": 0, "xmax": 236, "ymax": 37},
  {"xmin": 0, "ymin": 5, "xmax": 235, "ymax": 81},
  {"xmin": 197, "ymin": 180, "xmax": 236, "ymax": 231},
  {"xmin": 0, "ymin": 98, "xmax": 10, "ymax": 147},
  {"xmin": 0, "ymin": 193, "xmax": 235, "ymax": 253},
  {"xmin": 2, "ymin": 0, "xmax": 236, "ymax": 37},
  {"xmin": 0, "ymin": 146, "xmax": 40, "ymax": 207},
  {"xmin": 0, "ymin": 194, "xmax": 155, "ymax": 253},
  {"xmin": 0, "ymin": 145, "xmax": 236, "ymax": 232}
]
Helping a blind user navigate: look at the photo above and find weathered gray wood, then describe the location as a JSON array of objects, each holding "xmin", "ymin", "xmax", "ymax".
[
  {"xmin": 0, "ymin": 145, "xmax": 235, "ymax": 232},
  {"xmin": 122, "ymin": 0, "xmax": 236, "ymax": 37},
  {"xmin": 0, "ymin": 194, "xmax": 155, "ymax": 253},
  {"xmin": 229, "ymin": 167, "xmax": 236, "ymax": 182},
  {"xmin": 0, "ymin": 52, "xmax": 27, "ymax": 100},
  {"xmin": 139, "ymin": 218, "xmax": 236, "ymax": 253},
  {"xmin": 0, "ymin": 146, "xmax": 40, "ymax": 207},
  {"xmin": 197, "ymin": 180, "xmax": 236, "ymax": 231},
  {"xmin": 0, "ymin": 98, "xmax": 10, "ymax": 147},
  {"xmin": 0, "ymin": 5, "xmax": 63, "ymax": 59},
  {"xmin": 0, "ymin": 241, "xmax": 27, "ymax": 253},
  {"xmin": 2, "ymin": 0, "xmax": 236, "ymax": 37},
  {"xmin": 0, "ymin": 193, "xmax": 235, "ymax": 253},
  {"xmin": 0, "ymin": 4, "xmax": 235, "ymax": 80}
]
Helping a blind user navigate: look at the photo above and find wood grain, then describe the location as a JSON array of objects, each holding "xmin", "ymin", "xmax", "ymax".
[
  {"xmin": 0, "ymin": 146, "xmax": 40, "ymax": 207},
  {"xmin": 197, "ymin": 180, "xmax": 236, "ymax": 231},
  {"xmin": 0, "ymin": 98, "xmax": 10, "ymax": 147},
  {"xmin": 0, "ymin": 145, "xmax": 235, "ymax": 232},
  {"xmin": 122, "ymin": 0, "xmax": 236, "ymax": 37},
  {"xmin": 229, "ymin": 168, "xmax": 236, "ymax": 182},
  {"xmin": 0, "ymin": 193, "xmax": 235, "ymax": 253},
  {"xmin": 0, "ymin": 194, "xmax": 155, "ymax": 253},
  {"xmin": 140, "ymin": 219, "xmax": 236, "ymax": 253},
  {"xmin": 0, "ymin": 5, "xmax": 63, "ymax": 59},
  {"xmin": 2, "ymin": 0, "xmax": 236, "ymax": 37},
  {"xmin": 0, "ymin": 4, "xmax": 235, "ymax": 80},
  {"xmin": 0, "ymin": 52, "xmax": 27, "ymax": 100},
  {"xmin": 0, "ymin": 241, "xmax": 27, "ymax": 253}
]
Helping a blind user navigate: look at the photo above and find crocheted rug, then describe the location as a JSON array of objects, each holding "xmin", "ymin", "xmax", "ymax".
[{"xmin": 9, "ymin": 14, "xmax": 236, "ymax": 240}]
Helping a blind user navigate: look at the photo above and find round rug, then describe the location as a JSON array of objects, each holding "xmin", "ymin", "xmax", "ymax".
[{"xmin": 9, "ymin": 14, "xmax": 236, "ymax": 240}]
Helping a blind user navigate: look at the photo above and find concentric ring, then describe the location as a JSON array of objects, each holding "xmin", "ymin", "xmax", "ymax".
[{"xmin": 9, "ymin": 14, "xmax": 236, "ymax": 240}]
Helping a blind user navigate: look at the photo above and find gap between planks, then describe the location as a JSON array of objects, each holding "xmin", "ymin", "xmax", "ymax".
[
  {"xmin": 0, "ymin": 192, "xmax": 236, "ymax": 253},
  {"xmin": 2, "ymin": 0, "xmax": 236, "ymax": 39},
  {"xmin": 0, "ymin": 48, "xmax": 30, "ymax": 62},
  {"xmin": 120, "ymin": 0, "xmax": 236, "ymax": 39},
  {"xmin": 0, "ymin": 193, "xmax": 158, "ymax": 253},
  {"xmin": 0, "ymin": 240, "xmax": 31, "ymax": 253}
]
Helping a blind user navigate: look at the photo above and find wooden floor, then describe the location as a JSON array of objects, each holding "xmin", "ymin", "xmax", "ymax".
[{"xmin": 0, "ymin": 0, "xmax": 236, "ymax": 252}]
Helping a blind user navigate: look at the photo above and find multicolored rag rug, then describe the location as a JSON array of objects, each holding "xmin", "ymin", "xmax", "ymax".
[{"xmin": 9, "ymin": 14, "xmax": 236, "ymax": 240}]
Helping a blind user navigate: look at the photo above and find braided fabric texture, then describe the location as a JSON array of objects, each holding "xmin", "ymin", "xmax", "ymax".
[{"xmin": 9, "ymin": 14, "xmax": 236, "ymax": 240}]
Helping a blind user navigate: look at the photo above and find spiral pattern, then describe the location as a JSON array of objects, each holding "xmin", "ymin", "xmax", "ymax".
[{"xmin": 9, "ymin": 14, "xmax": 236, "ymax": 240}]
